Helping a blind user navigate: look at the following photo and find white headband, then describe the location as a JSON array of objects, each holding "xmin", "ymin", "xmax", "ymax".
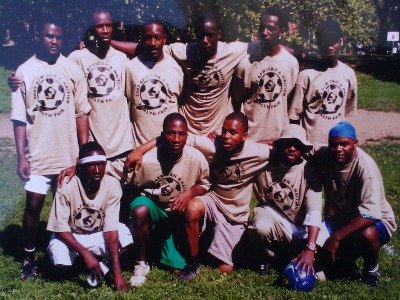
[{"xmin": 79, "ymin": 155, "xmax": 107, "ymax": 165}]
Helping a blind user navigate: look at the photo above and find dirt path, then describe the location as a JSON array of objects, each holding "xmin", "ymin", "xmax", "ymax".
[{"xmin": 1, "ymin": 110, "xmax": 400, "ymax": 144}]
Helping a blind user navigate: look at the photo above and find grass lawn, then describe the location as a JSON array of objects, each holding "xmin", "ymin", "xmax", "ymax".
[
  {"xmin": 0, "ymin": 138, "xmax": 399, "ymax": 299},
  {"xmin": 0, "ymin": 67, "xmax": 12, "ymax": 113}
]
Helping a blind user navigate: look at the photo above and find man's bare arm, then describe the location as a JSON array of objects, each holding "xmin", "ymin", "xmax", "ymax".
[
  {"xmin": 76, "ymin": 115, "xmax": 89, "ymax": 146},
  {"xmin": 104, "ymin": 230, "xmax": 128, "ymax": 292},
  {"xmin": 13, "ymin": 120, "xmax": 29, "ymax": 180},
  {"xmin": 124, "ymin": 137, "xmax": 158, "ymax": 173},
  {"xmin": 111, "ymin": 40, "xmax": 139, "ymax": 57},
  {"xmin": 170, "ymin": 185, "xmax": 208, "ymax": 213}
]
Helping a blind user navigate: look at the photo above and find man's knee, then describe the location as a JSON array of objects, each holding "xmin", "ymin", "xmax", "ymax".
[
  {"xmin": 185, "ymin": 198, "xmax": 205, "ymax": 221},
  {"xmin": 25, "ymin": 192, "xmax": 46, "ymax": 215},
  {"xmin": 131, "ymin": 205, "xmax": 150, "ymax": 227},
  {"xmin": 359, "ymin": 225, "xmax": 380, "ymax": 247}
]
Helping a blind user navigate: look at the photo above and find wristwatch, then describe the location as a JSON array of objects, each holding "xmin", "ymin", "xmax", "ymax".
[{"xmin": 306, "ymin": 242, "xmax": 317, "ymax": 252}]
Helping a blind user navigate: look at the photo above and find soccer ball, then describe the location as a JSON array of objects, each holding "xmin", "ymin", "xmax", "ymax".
[
  {"xmin": 284, "ymin": 262, "xmax": 316, "ymax": 292},
  {"xmin": 321, "ymin": 84, "xmax": 344, "ymax": 114},
  {"xmin": 37, "ymin": 78, "xmax": 65, "ymax": 110},
  {"xmin": 140, "ymin": 79, "xmax": 167, "ymax": 109},
  {"xmin": 87, "ymin": 66, "xmax": 115, "ymax": 97}
]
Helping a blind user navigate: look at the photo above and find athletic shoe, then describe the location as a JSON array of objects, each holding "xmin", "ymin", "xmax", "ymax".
[
  {"xmin": 130, "ymin": 261, "xmax": 150, "ymax": 287},
  {"xmin": 259, "ymin": 261, "xmax": 271, "ymax": 276},
  {"xmin": 179, "ymin": 263, "xmax": 200, "ymax": 282},
  {"xmin": 20, "ymin": 258, "xmax": 37, "ymax": 280},
  {"xmin": 363, "ymin": 270, "xmax": 380, "ymax": 287}
]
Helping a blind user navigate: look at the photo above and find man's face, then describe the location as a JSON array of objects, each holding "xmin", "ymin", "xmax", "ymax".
[
  {"xmin": 329, "ymin": 137, "xmax": 357, "ymax": 165},
  {"xmin": 196, "ymin": 20, "xmax": 220, "ymax": 58},
  {"xmin": 318, "ymin": 38, "xmax": 342, "ymax": 59},
  {"xmin": 80, "ymin": 151, "xmax": 107, "ymax": 183},
  {"xmin": 221, "ymin": 119, "xmax": 247, "ymax": 153},
  {"xmin": 278, "ymin": 140, "xmax": 303, "ymax": 166},
  {"xmin": 162, "ymin": 120, "xmax": 188, "ymax": 156},
  {"xmin": 143, "ymin": 23, "xmax": 166, "ymax": 61},
  {"xmin": 259, "ymin": 14, "xmax": 281, "ymax": 47},
  {"xmin": 40, "ymin": 24, "xmax": 63, "ymax": 57},
  {"xmin": 92, "ymin": 12, "xmax": 113, "ymax": 45}
]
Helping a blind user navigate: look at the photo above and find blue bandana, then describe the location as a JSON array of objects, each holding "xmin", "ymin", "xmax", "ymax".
[{"xmin": 329, "ymin": 121, "xmax": 357, "ymax": 140}]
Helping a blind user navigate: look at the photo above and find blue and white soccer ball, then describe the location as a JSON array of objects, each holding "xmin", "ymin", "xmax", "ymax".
[{"xmin": 284, "ymin": 262, "xmax": 316, "ymax": 292}]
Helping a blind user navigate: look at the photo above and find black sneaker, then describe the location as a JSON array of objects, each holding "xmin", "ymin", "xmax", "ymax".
[
  {"xmin": 259, "ymin": 262, "xmax": 271, "ymax": 276},
  {"xmin": 20, "ymin": 258, "xmax": 37, "ymax": 280},
  {"xmin": 363, "ymin": 270, "xmax": 380, "ymax": 287},
  {"xmin": 179, "ymin": 263, "xmax": 200, "ymax": 282}
]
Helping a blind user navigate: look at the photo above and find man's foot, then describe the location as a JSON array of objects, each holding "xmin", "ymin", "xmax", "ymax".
[
  {"xmin": 258, "ymin": 261, "xmax": 271, "ymax": 276},
  {"xmin": 20, "ymin": 258, "xmax": 37, "ymax": 280},
  {"xmin": 363, "ymin": 270, "xmax": 380, "ymax": 287},
  {"xmin": 179, "ymin": 263, "xmax": 200, "ymax": 282},
  {"xmin": 129, "ymin": 261, "xmax": 150, "ymax": 287}
]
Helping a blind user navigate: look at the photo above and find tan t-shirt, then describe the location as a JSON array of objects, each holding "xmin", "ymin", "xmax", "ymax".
[
  {"xmin": 164, "ymin": 41, "xmax": 247, "ymax": 134},
  {"xmin": 133, "ymin": 145, "xmax": 210, "ymax": 208},
  {"xmin": 125, "ymin": 54, "xmax": 183, "ymax": 147},
  {"xmin": 253, "ymin": 157, "xmax": 323, "ymax": 227},
  {"xmin": 68, "ymin": 47, "xmax": 133, "ymax": 157},
  {"xmin": 187, "ymin": 135, "xmax": 270, "ymax": 223},
  {"xmin": 47, "ymin": 175, "xmax": 122, "ymax": 234},
  {"xmin": 312, "ymin": 147, "xmax": 396, "ymax": 236},
  {"xmin": 238, "ymin": 45, "xmax": 299, "ymax": 142},
  {"xmin": 11, "ymin": 55, "xmax": 91, "ymax": 175},
  {"xmin": 288, "ymin": 61, "xmax": 357, "ymax": 145}
]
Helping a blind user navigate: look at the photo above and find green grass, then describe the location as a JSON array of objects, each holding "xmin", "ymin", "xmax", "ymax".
[
  {"xmin": 0, "ymin": 67, "xmax": 11, "ymax": 113},
  {"xmin": 357, "ymin": 72, "xmax": 400, "ymax": 112},
  {"xmin": 0, "ymin": 138, "xmax": 399, "ymax": 299}
]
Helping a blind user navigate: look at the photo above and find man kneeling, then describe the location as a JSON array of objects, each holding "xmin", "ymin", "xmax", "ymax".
[{"xmin": 46, "ymin": 142, "xmax": 133, "ymax": 292}]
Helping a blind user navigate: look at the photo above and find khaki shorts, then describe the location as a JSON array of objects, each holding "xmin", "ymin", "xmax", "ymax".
[{"xmin": 199, "ymin": 194, "xmax": 246, "ymax": 266}]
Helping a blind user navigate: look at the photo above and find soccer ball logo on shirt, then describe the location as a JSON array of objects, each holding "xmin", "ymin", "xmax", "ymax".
[
  {"xmin": 257, "ymin": 71, "xmax": 282, "ymax": 103},
  {"xmin": 320, "ymin": 84, "xmax": 345, "ymax": 114},
  {"xmin": 213, "ymin": 163, "xmax": 244, "ymax": 184},
  {"xmin": 265, "ymin": 181, "xmax": 295, "ymax": 211},
  {"xmin": 87, "ymin": 66, "xmax": 116, "ymax": 97},
  {"xmin": 74, "ymin": 207, "xmax": 103, "ymax": 233},
  {"xmin": 139, "ymin": 79, "xmax": 168, "ymax": 109},
  {"xmin": 190, "ymin": 66, "xmax": 223, "ymax": 92},
  {"xmin": 151, "ymin": 175, "xmax": 184, "ymax": 203},
  {"xmin": 34, "ymin": 77, "xmax": 65, "ymax": 112}
]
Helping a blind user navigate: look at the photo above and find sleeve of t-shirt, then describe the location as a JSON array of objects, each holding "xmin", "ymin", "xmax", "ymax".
[
  {"xmin": 10, "ymin": 69, "xmax": 27, "ymax": 123},
  {"xmin": 345, "ymin": 69, "xmax": 357, "ymax": 116},
  {"xmin": 186, "ymin": 134, "xmax": 216, "ymax": 162},
  {"xmin": 46, "ymin": 190, "xmax": 73, "ymax": 232},
  {"xmin": 303, "ymin": 164, "xmax": 323, "ymax": 227},
  {"xmin": 358, "ymin": 177, "xmax": 383, "ymax": 220},
  {"xmin": 196, "ymin": 155, "xmax": 211, "ymax": 192},
  {"xmin": 163, "ymin": 43, "xmax": 187, "ymax": 62},
  {"xmin": 103, "ymin": 178, "xmax": 122, "ymax": 232},
  {"xmin": 288, "ymin": 70, "xmax": 308, "ymax": 120},
  {"xmin": 73, "ymin": 68, "xmax": 91, "ymax": 117}
]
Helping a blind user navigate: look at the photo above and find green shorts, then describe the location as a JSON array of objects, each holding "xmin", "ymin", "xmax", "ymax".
[{"xmin": 130, "ymin": 195, "xmax": 187, "ymax": 270}]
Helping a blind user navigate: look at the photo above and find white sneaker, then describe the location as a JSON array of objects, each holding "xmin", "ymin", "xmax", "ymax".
[{"xmin": 130, "ymin": 261, "xmax": 150, "ymax": 287}]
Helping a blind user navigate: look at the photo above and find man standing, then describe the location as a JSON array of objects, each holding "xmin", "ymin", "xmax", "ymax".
[
  {"xmin": 233, "ymin": 6, "xmax": 299, "ymax": 144},
  {"xmin": 47, "ymin": 142, "xmax": 133, "ymax": 292},
  {"xmin": 10, "ymin": 16, "xmax": 90, "ymax": 280},
  {"xmin": 313, "ymin": 121, "xmax": 396, "ymax": 286},
  {"xmin": 128, "ymin": 113, "xmax": 209, "ymax": 287},
  {"xmin": 125, "ymin": 21, "xmax": 183, "ymax": 147},
  {"xmin": 249, "ymin": 125, "xmax": 322, "ymax": 276},
  {"xmin": 68, "ymin": 9, "xmax": 133, "ymax": 181},
  {"xmin": 289, "ymin": 19, "xmax": 357, "ymax": 146},
  {"xmin": 112, "ymin": 14, "xmax": 247, "ymax": 135}
]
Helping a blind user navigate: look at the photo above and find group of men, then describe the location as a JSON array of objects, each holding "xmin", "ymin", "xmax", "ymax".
[{"xmin": 8, "ymin": 5, "xmax": 395, "ymax": 293}]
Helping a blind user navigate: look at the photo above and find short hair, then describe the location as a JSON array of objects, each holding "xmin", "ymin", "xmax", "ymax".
[
  {"xmin": 225, "ymin": 111, "xmax": 249, "ymax": 133},
  {"xmin": 260, "ymin": 6, "xmax": 287, "ymax": 31},
  {"xmin": 90, "ymin": 8, "xmax": 112, "ymax": 26},
  {"xmin": 144, "ymin": 19, "xmax": 166, "ymax": 33},
  {"xmin": 162, "ymin": 112, "xmax": 188, "ymax": 132},
  {"xmin": 195, "ymin": 12, "xmax": 222, "ymax": 32},
  {"xmin": 316, "ymin": 19, "xmax": 342, "ymax": 46},
  {"xmin": 79, "ymin": 141, "xmax": 105, "ymax": 159},
  {"xmin": 37, "ymin": 14, "xmax": 64, "ymax": 33}
]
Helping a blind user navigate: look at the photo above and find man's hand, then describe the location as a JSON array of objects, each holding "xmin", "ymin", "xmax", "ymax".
[
  {"xmin": 292, "ymin": 249, "xmax": 315, "ymax": 275},
  {"xmin": 323, "ymin": 234, "xmax": 340, "ymax": 261},
  {"xmin": 113, "ymin": 270, "xmax": 128, "ymax": 292},
  {"xmin": 169, "ymin": 190, "xmax": 193, "ymax": 213},
  {"xmin": 17, "ymin": 157, "xmax": 30, "ymax": 181},
  {"xmin": 57, "ymin": 165, "xmax": 77, "ymax": 187},
  {"xmin": 124, "ymin": 149, "xmax": 143, "ymax": 174},
  {"xmin": 81, "ymin": 249, "xmax": 102, "ymax": 278},
  {"xmin": 8, "ymin": 72, "xmax": 22, "ymax": 92},
  {"xmin": 207, "ymin": 130, "xmax": 218, "ymax": 142}
]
